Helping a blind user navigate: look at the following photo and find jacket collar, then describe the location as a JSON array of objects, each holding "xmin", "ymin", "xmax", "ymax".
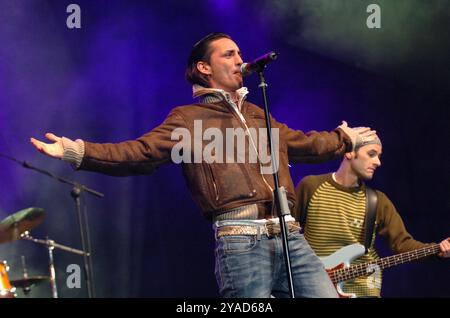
[{"xmin": 192, "ymin": 84, "xmax": 249, "ymax": 110}]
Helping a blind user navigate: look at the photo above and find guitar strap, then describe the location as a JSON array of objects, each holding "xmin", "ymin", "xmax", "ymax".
[{"xmin": 364, "ymin": 186, "xmax": 378, "ymax": 253}]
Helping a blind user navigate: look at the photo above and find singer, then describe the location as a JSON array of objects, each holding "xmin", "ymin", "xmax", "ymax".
[{"xmin": 30, "ymin": 33, "xmax": 377, "ymax": 298}]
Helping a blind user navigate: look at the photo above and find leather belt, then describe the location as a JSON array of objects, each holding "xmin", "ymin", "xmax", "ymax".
[{"xmin": 216, "ymin": 220, "xmax": 300, "ymax": 238}]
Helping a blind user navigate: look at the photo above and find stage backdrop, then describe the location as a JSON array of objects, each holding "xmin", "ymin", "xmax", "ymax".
[{"xmin": 0, "ymin": 0, "xmax": 448, "ymax": 297}]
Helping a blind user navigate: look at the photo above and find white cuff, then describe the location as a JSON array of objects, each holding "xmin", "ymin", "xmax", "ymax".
[{"xmin": 61, "ymin": 137, "xmax": 85, "ymax": 169}]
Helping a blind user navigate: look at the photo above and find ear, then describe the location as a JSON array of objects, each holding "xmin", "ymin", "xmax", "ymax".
[
  {"xmin": 196, "ymin": 61, "xmax": 212, "ymax": 76},
  {"xmin": 344, "ymin": 152, "xmax": 354, "ymax": 160}
]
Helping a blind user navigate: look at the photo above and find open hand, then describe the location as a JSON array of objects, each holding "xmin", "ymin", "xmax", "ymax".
[
  {"xmin": 30, "ymin": 133, "xmax": 64, "ymax": 159},
  {"xmin": 339, "ymin": 121, "xmax": 378, "ymax": 150}
]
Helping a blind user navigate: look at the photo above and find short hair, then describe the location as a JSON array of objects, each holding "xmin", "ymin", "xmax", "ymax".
[{"xmin": 185, "ymin": 33, "xmax": 231, "ymax": 87}]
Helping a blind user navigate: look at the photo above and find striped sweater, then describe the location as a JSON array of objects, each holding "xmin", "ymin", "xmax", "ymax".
[{"xmin": 294, "ymin": 173, "xmax": 426, "ymax": 297}]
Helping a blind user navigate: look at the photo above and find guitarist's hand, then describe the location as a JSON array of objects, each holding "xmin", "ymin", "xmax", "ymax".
[{"xmin": 438, "ymin": 237, "xmax": 450, "ymax": 258}]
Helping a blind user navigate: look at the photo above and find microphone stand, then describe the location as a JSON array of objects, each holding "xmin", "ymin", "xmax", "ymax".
[
  {"xmin": 257, "ymin": 70, "xmax": 296, "ymax": 298},
  {"xmin": 0, "ymin": 153, "xmax": 102, "ymax": 298}
]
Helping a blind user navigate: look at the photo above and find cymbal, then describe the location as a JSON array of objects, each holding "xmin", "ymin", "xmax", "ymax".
[
  {"xmin": 10, "ymin": 276, "xmax": 50, "ymax": 289},
  {"xmin": 0, "ymin": 207, "xmax": 45, "ymax": 243}
]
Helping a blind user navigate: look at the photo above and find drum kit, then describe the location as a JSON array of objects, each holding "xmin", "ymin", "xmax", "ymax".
[
  {"xmin": 0, "ymin": 152, "xmax": 101, "ymax": 298},
  {"xmin": 0, "ymin": 207, "xmax": 86, "ymax": 298}
]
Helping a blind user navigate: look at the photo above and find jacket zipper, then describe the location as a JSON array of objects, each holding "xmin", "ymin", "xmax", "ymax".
[{"xmin": 227, "ymin": 101, "xmax": 274, "ymax": 193}]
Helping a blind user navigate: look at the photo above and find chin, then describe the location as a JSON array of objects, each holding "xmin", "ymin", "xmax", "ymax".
[{"xmin": 358, "ymin": 172, "xmax": 374, "ymax": 181}]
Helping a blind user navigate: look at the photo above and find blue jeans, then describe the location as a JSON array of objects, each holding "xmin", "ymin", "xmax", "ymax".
[{"xmin": 214, "ymin": 220, "xmax": 338, "ymax": 298}]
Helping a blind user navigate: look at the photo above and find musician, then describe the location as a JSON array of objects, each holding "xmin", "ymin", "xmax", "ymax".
[
  {"xmin": 30, "ymin": 32, "xmax": 377, "ymax": 298},
  {"xmin": 295, "ymin": 134, "xmax": 450, "ymax": 297}
]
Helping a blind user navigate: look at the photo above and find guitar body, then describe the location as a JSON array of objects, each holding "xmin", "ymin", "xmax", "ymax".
[
  {"xmin": 321, "ymin": 243, "xmax": 366, "ymax": 298},
  {"xmin": 319, "ymin": 243, "xmax": 439, "ymax": 298}
]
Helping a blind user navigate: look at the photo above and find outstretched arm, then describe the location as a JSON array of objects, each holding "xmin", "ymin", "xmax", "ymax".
[{"xmin": 29, "ymin": 109, "xmax": 187, "ymax": 176}]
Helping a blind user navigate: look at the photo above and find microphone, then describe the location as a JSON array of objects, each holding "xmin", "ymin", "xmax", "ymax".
[{"xmin": 240, "ymin": 51, "xmax": 278, "ymax": 76}]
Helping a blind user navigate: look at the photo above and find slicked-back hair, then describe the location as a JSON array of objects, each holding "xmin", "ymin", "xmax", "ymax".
[{"xmin": 185, "ymin": 33, "xmax": 231, "ymax": 87}]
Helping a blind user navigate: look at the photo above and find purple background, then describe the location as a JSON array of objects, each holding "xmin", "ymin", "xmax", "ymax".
[{"xmin": 0, "ymin": 0, "xmax": 448, "ymax": 297}]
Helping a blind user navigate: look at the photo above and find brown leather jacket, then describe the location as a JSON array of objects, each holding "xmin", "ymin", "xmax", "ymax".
[{"xmin": 79, "ymin": 100, "xmax": 352, "ymax": 220}]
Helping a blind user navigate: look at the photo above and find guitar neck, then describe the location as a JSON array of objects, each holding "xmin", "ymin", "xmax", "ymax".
[{"xmin": 330, "ymin": 244, "xmax": 440, "ymax": 284}]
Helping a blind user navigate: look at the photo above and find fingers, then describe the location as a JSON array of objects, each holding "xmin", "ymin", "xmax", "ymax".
[
  {"xmin": 45, "ymin": 133, "xmax": 61, "ymax": 142},
  {"xmin": 438, "ymin": 238, "xmax": 450, "ymax": 258},
  {"xmin": 30, "ymin": 134, "xmax": 64, "ymax": 158},
  {"xmin": 360, "ymin": 130, "xmax": 377, "ymax": 137},
  {"xmin": 351, "ymin": 124, "xmax": 376, "ymax": 138},
  {"xmin": 353, "ymin": 127, "xmax": 372, "ymax": 133},
  {"xmin": 30, "ymin": 138, "xmax": 51, "ymax": 156},
  {"xmin": 341, "ymin": 122, "xmax": 373, "ymax": 135},
  {"xmin": 30, "ymin": 137, "xmax": 45, "ymax": 153}
]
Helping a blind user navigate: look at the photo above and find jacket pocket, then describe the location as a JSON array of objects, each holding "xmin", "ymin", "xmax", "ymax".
[{"xmin": 205, "ymin": 163, "xmax": 258, "ymax": 207}]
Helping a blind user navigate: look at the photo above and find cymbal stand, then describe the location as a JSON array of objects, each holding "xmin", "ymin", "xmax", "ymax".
[
  {"xmin": 21, "ymin": 231, "xmax": 87, "ymax": 298},
  {"xmin": 21, "ymin": 255, "xmax": 31, "ymax": 295}
]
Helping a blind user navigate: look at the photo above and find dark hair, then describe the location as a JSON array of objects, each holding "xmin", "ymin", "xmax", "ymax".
[{"xmin": 185, "ymin": 33, "xmax": 231, "ymax": 87}]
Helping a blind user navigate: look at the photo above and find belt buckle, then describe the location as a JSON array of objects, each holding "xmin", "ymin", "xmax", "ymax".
[{"xmin": 265, "ymin": 220, "xmax": 278, "ymax": 237}]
